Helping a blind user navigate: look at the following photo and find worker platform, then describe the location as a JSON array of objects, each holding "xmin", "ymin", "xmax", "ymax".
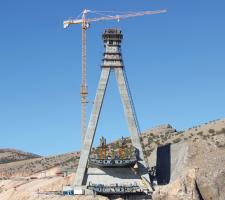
[
  {"xmin": 88, "ymin": 158, "xmax": 137, "ymax": 168},
  {"xmin": 87, "ymin": 182, "xmax": 144, "ymax": 195},
  {"xmin": 81, "ymin": 137, "xmax": 151, "ymax": 195},
  {"xmin": 73, "ymin": 141, "xmax": 150, "ymax": 196}
]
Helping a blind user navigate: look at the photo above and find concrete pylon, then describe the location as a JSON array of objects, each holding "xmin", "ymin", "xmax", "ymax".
[{"xmin": 74, "ymin": 29, "xmax": 148, "ymax": 188}]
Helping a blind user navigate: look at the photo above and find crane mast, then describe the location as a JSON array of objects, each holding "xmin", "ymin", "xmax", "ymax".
[
  {"xmin": 63, "ymin": 9, "xmax": 166, "ymax": 143},
  {"xmin": 80, "ymin": 10, "xmax": 89, "ymax": 142}
]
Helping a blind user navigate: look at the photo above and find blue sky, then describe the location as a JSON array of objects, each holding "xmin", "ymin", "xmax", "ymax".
[{"xmin": 0, "ymin": 1, "xmax": 224, "ymax": 156}]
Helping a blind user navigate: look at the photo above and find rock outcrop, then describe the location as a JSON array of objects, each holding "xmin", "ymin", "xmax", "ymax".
[{"xmin": 150, "ymin": 119, "xmax": 225, "ymax": 200}]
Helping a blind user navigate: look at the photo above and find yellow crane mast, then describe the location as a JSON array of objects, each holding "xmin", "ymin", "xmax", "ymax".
[{"xmin": 63, "ymin": 9, "xmax": 167, "ymax": 143}]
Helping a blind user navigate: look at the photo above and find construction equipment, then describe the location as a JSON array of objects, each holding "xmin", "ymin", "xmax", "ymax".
[
  {"xmin": 119, "ymin": 136, "xmax": 126, "ymax": 159},
  {"xmin": 99, "ymin": 136, "xmax": 107, "ymax": 159},
  {"xmin": 63, "ymin": 9, "xmax": 167, "ymax": 143}
]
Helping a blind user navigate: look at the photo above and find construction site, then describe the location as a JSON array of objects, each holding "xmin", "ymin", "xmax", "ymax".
[{"xmin": 1, "ymin": 3, "xmax": 225, "ymax": 200}]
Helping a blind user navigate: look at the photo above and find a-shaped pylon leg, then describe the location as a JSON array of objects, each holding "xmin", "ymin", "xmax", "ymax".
[
  {"xmin": 114, "ymin": 67, "xmax": 145, "ymax": 164},
  {"xmin": 74, "ymin": 67, "xmax": 110, "ymax": 186}
]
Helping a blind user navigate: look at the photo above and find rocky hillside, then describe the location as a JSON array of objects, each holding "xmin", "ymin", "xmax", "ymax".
[
  {"xmin": 148, "ymin": 118, "xmax": 225, "ymax": 200},
  {"xmin": 0, "ymin": 149, "xmax": 41, "ymax": 164},
  {"xmin": 0, "ymin": 118, "xmax": 224, "ymax": 200},
  {"xmin": 0, "ymin": 151, "xmax": 79, "ymax": 179}
]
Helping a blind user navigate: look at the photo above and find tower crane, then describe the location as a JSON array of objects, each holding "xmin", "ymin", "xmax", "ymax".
[{"xmin": 63, "ymin": 9, "xmax": 167, "ymax": 143}]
